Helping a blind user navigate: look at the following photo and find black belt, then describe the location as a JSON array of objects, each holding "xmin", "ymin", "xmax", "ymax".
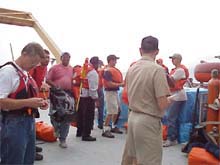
[
  {"xmin": 104, "ymin": 88, "xmax": 119, "ymax": 91},
  {"xmin": 1, "ymin": 110, "xmax": 34, "ymax": 117},
  {"xmin": 129, "ymin": 109, "xmax": 162, "ymax": 120}
]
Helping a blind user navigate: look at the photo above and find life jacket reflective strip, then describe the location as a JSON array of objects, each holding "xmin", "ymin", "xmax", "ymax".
[
  {"xmin": 103, "ymin": 67, "xmax": 123, "ymax": 88},
  {"xmin": 0, "ymin": 62, "xmax": 39, "ymax": 114},
  {"xmin": 169, "ymin": 64, "xmax": 189, "ymax": 92}
]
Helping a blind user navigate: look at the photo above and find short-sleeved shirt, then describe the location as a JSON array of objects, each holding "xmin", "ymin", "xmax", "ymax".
[
  {"xmin": 81, "ymin": 69, "xmax": 99, "ymax": 99},
  {"xmin": 126, "ymin": 56, "xmax": 170, "ymax": 118},
  {"xmin": 170, "ymin": 67, "xmax": 187, "ymax": 101},
  {"xmin": 46, "ymin": 64, "xmax": 73, "ymax": 90},
  {"xmin": 0, "ymin": 63, "xmax": 28, "ymax": 99}
]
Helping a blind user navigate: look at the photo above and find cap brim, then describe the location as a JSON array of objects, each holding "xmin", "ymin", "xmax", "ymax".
[
  {"xmin": 116, "ymin": 57, "xmax": 120, "ymax": 59},
  {"xmin": 169, "ymin": 56, "xmax": 174, "ymax": 59}
]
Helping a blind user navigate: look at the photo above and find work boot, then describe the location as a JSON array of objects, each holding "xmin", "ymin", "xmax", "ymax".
[
  {"xmin": 35, "ymin": 146, "xmax": 42, "ymax": 152},
  {"xmin": 35, "ymin": 153, "xmax": 43, "ymax": 161},
  {"xmin": 82, "ymin": 136, "xmax": 96, "ymax": 141},
  {"xmin": 111, "ymin": 127, "xmax": 123, "ymax": 134},
  {"xmin": 102, "ymin": 130, "xmax": 115, "ymax": 138}
]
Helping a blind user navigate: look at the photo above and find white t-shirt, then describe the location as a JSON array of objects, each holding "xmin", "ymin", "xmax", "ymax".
[
  {"xmin": 81, "ymin": 69, "xmax": 99, "ymax": 99},
  {"xmin": 171, "ymin": 68, "xmax": 186, "ymax": 80},
  {"xmin": 170, "ymin": 67, "xmax": 187, "ymax": 101},
  {"xmin": 0, "ymin": 63, "xmax": 28, "ymax": 99}
]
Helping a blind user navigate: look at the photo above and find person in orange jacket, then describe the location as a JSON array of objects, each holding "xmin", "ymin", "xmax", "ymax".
[
  {"xmin": 102, "ymin": 55, "xmax": 124, "ymax": 138},
  {"xmin": 76, "ymin": 56, "xmax": 99, "ymax": 141},
  {"xmin": 163, "ymin": 53, "xmax": 189, "ymax": 147}
]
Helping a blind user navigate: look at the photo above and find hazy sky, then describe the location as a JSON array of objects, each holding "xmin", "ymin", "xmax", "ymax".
[{"xmin": 0, "ymin": 0, "xmax": 220, "ymax": 77}]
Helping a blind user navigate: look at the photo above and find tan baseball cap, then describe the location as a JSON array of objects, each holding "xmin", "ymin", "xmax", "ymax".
[{"xmin": 169, "ymin": 53, "xmax": 182, "ymax": 61}]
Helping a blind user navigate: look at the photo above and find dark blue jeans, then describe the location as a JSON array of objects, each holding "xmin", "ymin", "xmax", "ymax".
[
  {"xmin": 1, "ymin": 115, "xmax": 35, "ymax": 165},
  {"xmin": 97, "ymin": 88, "xmax": 104, "ymax": 127},
  {"xmin": 167, "ymin": 101, "xmax": 185, "ymax": 141}
]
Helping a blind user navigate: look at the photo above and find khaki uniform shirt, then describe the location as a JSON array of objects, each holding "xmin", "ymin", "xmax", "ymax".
[{"xmin": 126, "ymin": 55, "xmax": 170, "ymax": 118}]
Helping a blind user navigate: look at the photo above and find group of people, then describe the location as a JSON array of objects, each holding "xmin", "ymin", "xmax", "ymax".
[
  {"xmin": 0, "ymin": 35, "xmax": 190, "ymax": 165},
  {"xmin": 0, "ymin": 41, "xmax": 125, "ymax": 164}
]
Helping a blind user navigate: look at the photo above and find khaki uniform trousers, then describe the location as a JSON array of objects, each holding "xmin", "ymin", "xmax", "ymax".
[{"xmin": 122, "ymin": 111, "xmax": 162, "ymax": 165}]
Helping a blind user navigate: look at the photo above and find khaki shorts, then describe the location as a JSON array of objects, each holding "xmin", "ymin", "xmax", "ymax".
[{"xmin": 105, "ymin": 91, "xmax": 119, "ymax": 115}]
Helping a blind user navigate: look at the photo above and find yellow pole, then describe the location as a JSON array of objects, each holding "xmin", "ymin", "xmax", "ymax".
[{"xmin": 75, "ymin": 58, "xmax": 89, "ymax": 111}]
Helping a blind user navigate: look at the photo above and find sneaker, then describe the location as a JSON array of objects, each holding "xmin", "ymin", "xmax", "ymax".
[
  {"xmin": 111, "ymin": 127, "xmax": 123, "ymax": 134},
  {"xmin": 163, "ymin": 139, "xmax": 178, "ymax": 147},
  {"xmin": 59, "ymin": 141, "xmax": 67, "ymax": 148},
  {"xmin": 82, "ymin": 136, "xmax": 96, "ymax": 141},
  {"xmin": 102, "ymin": 131, "xmax": 115, "ymax": 138},
  {"xmin": 35, "ymin": 153, "xmax": 43, "ymax": 161},
  {"xmin": 35, "ymin": 146, "xmax": 43, "ymax": 152}
]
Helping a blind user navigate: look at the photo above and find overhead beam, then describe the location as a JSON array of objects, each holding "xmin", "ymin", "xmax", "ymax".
[
  {"xmin": 0, "ymin": 7, "xmax": 61, "ymax": 63},
  {"xmin": 30, "ymin": 14, "xmax": 61, "ymax": 62},
  {"xmin": 0, "ymin": 15, "xmax": 34, "ymax": 27}
]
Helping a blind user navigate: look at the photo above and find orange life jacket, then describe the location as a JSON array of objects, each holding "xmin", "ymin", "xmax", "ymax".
[
  {"xmin": 103, "ymin": 66, "xmax": 123, "ymax": 88},
  {"xmin": 169, "ymin": 64, "xmax": 189, "ymax": 92},
  {"xmin": 29, "ymin": 65, "xmax": 49, "ymax": 99},
  {"xmin": 0, "ymin": 62, "xmax": 39, "ymax": 116},
  {"xmin": 98, "ymin": 67, "xmax": 104, "ymax": 89},
  {"xmin": 72, "ymin": 64, "xmax": 95, "ymax": 99},
  {"xmin": 29, "ymin": 65, "xmax": 47, "ymax": 88}
]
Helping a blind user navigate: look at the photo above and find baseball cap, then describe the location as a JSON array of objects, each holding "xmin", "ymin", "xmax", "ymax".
[
  {"xmin": 107, "ymin": 54, "xmax": 120, "ymax": 62},
  {"xmin": 169, "ymin": 53, "xmax": 182, "ymax": 61}
]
